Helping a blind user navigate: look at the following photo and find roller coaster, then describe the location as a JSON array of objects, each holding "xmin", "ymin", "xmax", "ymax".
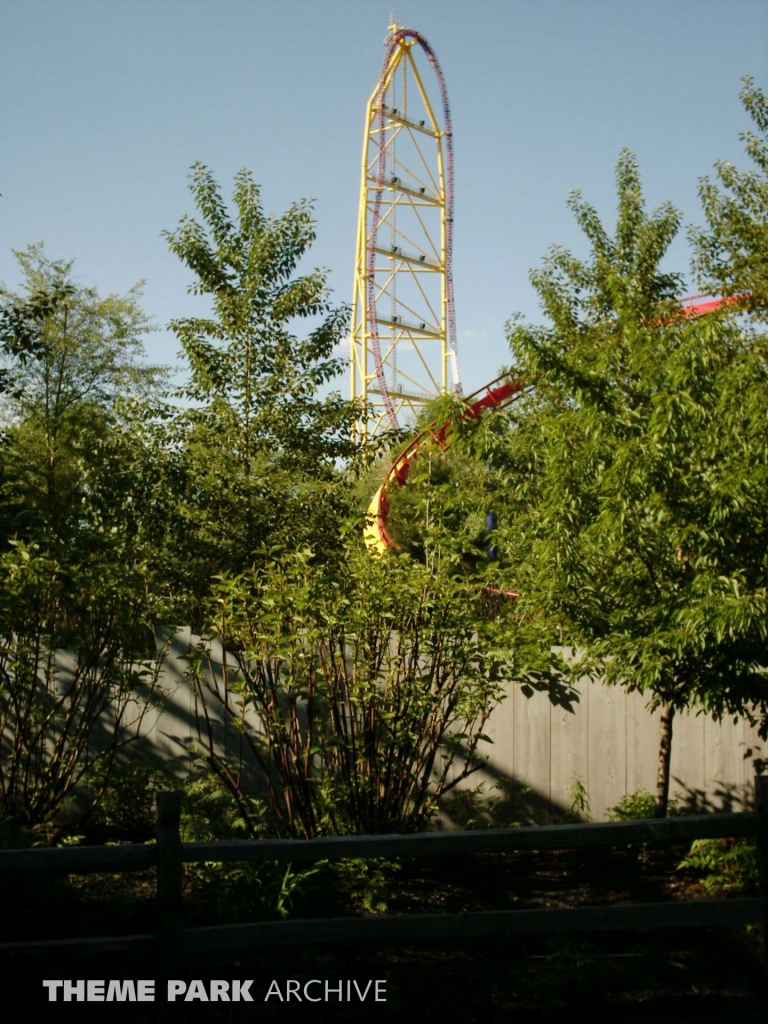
[
  {"xmin": 353, "ymin": 24, "xmax": 739, "ymax": 556},
  {"xmin": 350, "ymin": 23, "xmax": 461, "ymax": 442}
]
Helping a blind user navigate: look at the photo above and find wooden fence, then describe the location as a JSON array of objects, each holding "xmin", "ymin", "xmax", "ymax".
[
  {"xmin": 472, "ymin": 668, "xmax": 766, "ymax": 823},
  {"xmin": 1, "ymin": 777, "xmax": 767, "ymax": 975}
]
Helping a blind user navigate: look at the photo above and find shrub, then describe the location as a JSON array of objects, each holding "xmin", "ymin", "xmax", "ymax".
[
  {"xmin": 187, "ymin": 549, "xmax": 514, "ymax": 838},
  {"xmin": 677, "ymin": 838, "xmax": 758, "ymax": 894},
  {"xmin": 608, "ymin": 789, "xmax": 663, "ymax": 821},
  {"xmin": 179, "ymin": 774, "xmax": 321, "ymax": 922},
  {"xmin": 0, "ymin": 542, "xmax": 166, "ymax": 836}
]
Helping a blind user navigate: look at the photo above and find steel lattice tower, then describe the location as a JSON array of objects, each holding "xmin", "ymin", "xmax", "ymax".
[{"xmin": 351, "ymin": 23, "xmax": 462, "ymax": 441}]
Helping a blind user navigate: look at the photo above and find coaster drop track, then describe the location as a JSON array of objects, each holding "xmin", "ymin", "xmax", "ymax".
[
  {"xmin": 351, "ymin": 24, "xmax": 461, "ymax": 442},
  {"xmin": 352, "ymin": 28, "xmax": 743, "ymax": 556},
  {"xmin": 363, "ymin": 294, "xmax": 742, "ymax": 556}
]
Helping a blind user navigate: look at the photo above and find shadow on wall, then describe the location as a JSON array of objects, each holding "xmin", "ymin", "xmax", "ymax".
[
  {"xmin": 518, "ymin": 670, "xmax": 582, "ymax": 713},
  {"xmin": 440, "ymin": 775, "xmax": 566, "ymax": 831},
  {"xmin": 438, "ymin": 735, "xmax": 571, "ymax": 831},
  {"xmin": 438, "ymin": 763, "xmax": 764, "ymax": 832},
  {"xmin": 672, "ymin": 777, "xmax": 757, "ymax": 815},
  {"xmin": 137, "ymin": 628, "xmax": 269, "ymax": 799},
  {"xmin": 38, "ymin": 629, "xmax": 765, "ymax": 832}
]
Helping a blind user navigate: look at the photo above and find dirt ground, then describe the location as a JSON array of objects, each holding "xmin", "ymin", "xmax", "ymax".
[{"xmin": 0, "ymin": 841, "xmax": 765, "ymax": 1023}]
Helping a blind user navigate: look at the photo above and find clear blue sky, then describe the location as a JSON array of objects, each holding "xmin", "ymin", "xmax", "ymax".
[{"xmin": 2, "ymin": 0, "xmax": 766, "ymax": 394}]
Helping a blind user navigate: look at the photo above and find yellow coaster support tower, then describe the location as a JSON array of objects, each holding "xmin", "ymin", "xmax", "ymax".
[{"xmin": 351, "ymin": 23, "xmax": 462, "ymax": 442}]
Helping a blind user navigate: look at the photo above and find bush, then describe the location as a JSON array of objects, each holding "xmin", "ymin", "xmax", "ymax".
[
  {"xmin": 179, "ymin": 774, "xmax": 321, "ymax": 922},
  {"xmin": 677, "ymin": 838, "xmax": 758, "ymax": 894},
  {"xmin": 0, "ymin": 542, "xmax": 167, "ymax": 836},
  {"xmin": 608, "ymin": 789, "xmax": 667, "ymax": 821},
  {"xmin": 88, "ymin": 757, "xmax": 172, "ymax": 842},
  {"xmin": 187, "ymin": 548, "xmax": 515, "ymax": 838}
]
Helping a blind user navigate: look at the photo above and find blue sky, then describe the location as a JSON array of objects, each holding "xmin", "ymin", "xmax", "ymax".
[{"xmin": 2, "ymin": 0, "xmax": 766, "ymax": 395}]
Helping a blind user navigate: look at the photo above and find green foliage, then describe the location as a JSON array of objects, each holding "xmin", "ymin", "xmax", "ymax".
[
  {"xmin": 690, "ymin": 76, "xmax": 768, "ymax": 318},
  {"xmin": 493, "ymin": 144, "xmax": 768, "ymax": 816},
  {"xmin": 0, "ymin": 250, "xmax": 170, "ymax": 834},
  {"xmin": 188, "ymin": 853, "xmax": 324, "ymax": 922},
  {"xmin": 386, "ymin": 446, "xmax": 492, "ymax": 570},
  {"xmin": 442, "ymin": 779, "xmax": 528, "ymax": 829},
  {"xmin": 0, "ymin": 541, "xmax": 167, "ymax": 832},
  {"xmin": 0, "ymin": 243, "xmax": 166, "ymax": 559},
  {"xmin": 160, "ymin": 163, "xmax": 366, "ymax": 617},
  {"xmin": 332, "ymin": 858, "xmax": 401, "ymax": 915},
  {"xmin": 180, "ymin": 772, "xmax": 269, "ymax": 842},
  {"xmin": 380, "ymin": 392, "xmax": 513, "ymax": 574},
  {"xmin": 607, "ymin": 789, "xmax": 662, "ymax": 821},
  {"xmin": 185, "ymin": 853, "xmax": 323, "ymax": 923},
  {"xmin": 88, "ymin": 757, "xmax": 172, "ymax": 841},
  {"xmin": 188, "ymin": 547, "xmax": 514, "ymax": 838},
  {"xmin": 180, "ymin": 774, "xmax": 321, "ymax": 921},
  {"xmin": 677, "ymin": 837, "xmax": 758, "ymax": 894},
  {"xmin": 567, "ymin": 776, "xmax": 591, "ymax": 821},
  {"xmin": 1, "ymin": 83, "xmax": 764, "ymax": 853},
  {"xmin": 0, "ymin": 276, "xmax": 74, "ymax": 395}
]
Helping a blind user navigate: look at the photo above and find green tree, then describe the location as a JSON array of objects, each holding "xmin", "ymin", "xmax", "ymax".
[
  {"xmin": 161, "ymin": 163, "xmax": 365, "ymax": 617},
  {"xmin": 381, "ymin": 394, "xmax": 497, "ymax": 573},
  {"xmin": 0, "ymin": 243, "xmax": 165, "ymax": 555},
  {"xmin": 690, "ymin": 76, "xmax": 768, "ymax": 318},
  {"xmin": 0, "ymin": 276, "xmax": 73, "ymax": 395},
  {"xmin": 0, "ymin": 247, "xmax": 170, "ymax": 835},
  {"xmin": 494, "ymin": 150, "xmax": 768, "ymax": 816},
  {"xmin": 0, "ymin": 540, "xmax": 167, "ymax": 835}
]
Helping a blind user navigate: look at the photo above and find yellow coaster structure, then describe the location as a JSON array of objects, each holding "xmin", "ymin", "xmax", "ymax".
[
  {"xmin": 364, "ymin": 374, "xmax": 528, "ymax": 556},
  {"xmin": 351, "ymin": 23, "xmax": 462, "ymax": 443}
]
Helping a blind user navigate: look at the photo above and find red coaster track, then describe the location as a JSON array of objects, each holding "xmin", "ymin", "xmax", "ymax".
[{"xmin": 364, "ymin": 295, "xmax": 744, "ymax": 555}]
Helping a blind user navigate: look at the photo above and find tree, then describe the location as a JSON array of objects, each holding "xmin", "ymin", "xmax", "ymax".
[
  {"xmin": 0, "ymin": 243, "xmax": 165, "ymax": 556},
  {"xmin": 690, "ymin": 76, "xmax": 768, "ymax": 319},
  {"xmin": 161, "ymin": 163, "xmax": 366, "ymax": 617},
  {"xmin": 0, "ymin": 277, "xmax": 73, "ymax": 395},
  {"xmin": 491, "ymin": 150, "xmax": 768, "ymax": 816},
  {"xmin": 0, "ymin": 539, "xmax": 167, "ymax": 835},
  {"xmin": 0, "ymin": 246, "xmax": 170, "ymax": 835},
  {"xmin": 381, "ymin": 394, "xmax": 498, "ymax": 573}
]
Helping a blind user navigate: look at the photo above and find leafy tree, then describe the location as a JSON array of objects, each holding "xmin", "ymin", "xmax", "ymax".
[
  {"xmin": 0, "ymin": 243, "xmax": 165, "ymax": 555},
  {"xmin": 690, "ymin": 76, "xmax": 768, "ymax": 318},
  {"xmin": 161, "ymin": 163, "xmax": 366, "ymax": 617},
  {"xmin": 0, "ymin": 277, "xmax": 73, "ymax": 395},
  {"xmin": 0, "ymin": 247, "xmax": 170, "ymax": 835},
  {"xmin": 0, "ymin": 540, "xmax": 167, "ymax": 835},
  {"xmin": 382, "ymin": 394, "xmax": 497, "ymax": 572},
  {"xmin": 492, "ymin": 149, "xmax": 768, "ymax": 816}
]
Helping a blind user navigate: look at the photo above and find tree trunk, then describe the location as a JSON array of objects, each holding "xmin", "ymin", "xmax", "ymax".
[{"xmin": 655, "ymin": 700, "xmax": 675, "ymax": 817}]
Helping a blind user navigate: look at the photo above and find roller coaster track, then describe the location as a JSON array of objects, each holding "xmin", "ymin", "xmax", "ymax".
[
  {"xmin": 351, "ymin": 24, "xmax": 461, "ymax": 441},
  {"xmin": 364, "ymin": 294, "xmax": 744, "ymax": 556}
]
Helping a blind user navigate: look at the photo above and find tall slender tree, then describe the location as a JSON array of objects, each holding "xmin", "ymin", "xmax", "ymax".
[
  {"xmin": 0, "ymin": 246, "xmax": 170, "ymax": 834},
  {"xmin": 0, "ymin": 243, "xmax": 164, "ymax": 555},
  {"xmin": 161, "ymin": 163, "xmax": 365, "ymax": 616},
  {"xmin": 491, "ymin": 149, "xmax": 768, "ymax": 816}
]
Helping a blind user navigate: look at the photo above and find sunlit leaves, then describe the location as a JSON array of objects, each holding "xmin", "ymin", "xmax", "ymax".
[
  {"xmin": 496, "ymin": 144, "xmax": 768, "ymax": 744},
  {"xmin": 190, "ymin": 549, "xmax": 514, "ymax": 837},
  {"xmin": 160, "ymin": 164, "xmax": 368, "ymax": 614},
  {"xmin": 690, "ymin": 77, "xmax": 768, "ymax": 318}
]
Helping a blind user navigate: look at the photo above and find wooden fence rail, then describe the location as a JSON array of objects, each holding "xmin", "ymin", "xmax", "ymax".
[{"xmin": 1, "ymin": 776, "xmax": 766, "ymax": 969}]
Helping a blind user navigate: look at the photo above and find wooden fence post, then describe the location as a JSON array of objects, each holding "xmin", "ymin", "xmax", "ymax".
[
  {"xmin": 754, "ymin": 773, "xmax": 768, "ymax": 976},
  {"xmin": 156, "ymin": 791, "xmax": 184, "ymax": 983}
]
